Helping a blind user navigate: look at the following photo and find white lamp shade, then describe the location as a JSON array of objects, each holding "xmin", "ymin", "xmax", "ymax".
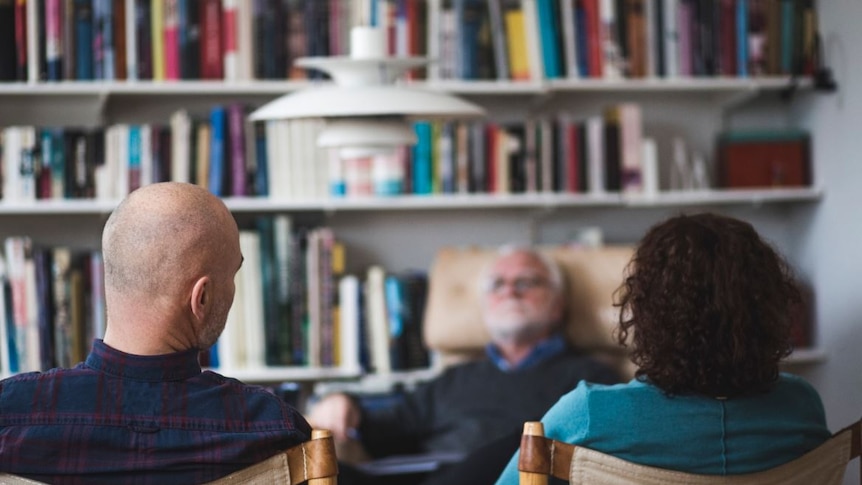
[
  {"xmin": 318, "ymin": 119, "xmax": 417, "ymax": 148},
  {"xmin": 249, "ymin": 85, "xmax": 485, "ymax": 121}
]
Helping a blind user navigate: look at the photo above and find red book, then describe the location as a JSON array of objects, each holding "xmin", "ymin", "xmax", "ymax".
[
  {"xmin": 582, "ymin": 0, "xmax": 602, "ymax": 78},
  {"xmin": 719, "ymin": 0, "xmax": 737, "ymax": 76},
  {"xmin": 164, "ymin": 0, "xmax": 180, "ymax": 80},
  {"xmin": 199, "ymin": 0, "xmax": 223, "ymax": 79},
  {"xmin": 14, "ymin": 0, "xmax": 27, "ymax": 81}
]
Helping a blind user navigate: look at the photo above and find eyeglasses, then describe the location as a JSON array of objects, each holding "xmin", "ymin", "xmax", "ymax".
[{"xmin": 488, "ymin": 276, "xmax": 549, "ymax": 295}]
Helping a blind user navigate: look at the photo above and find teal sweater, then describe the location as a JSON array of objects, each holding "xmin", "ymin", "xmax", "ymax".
[{"xmin": 495, "ymin": 373, "xmax": 830, "ymax": 484}]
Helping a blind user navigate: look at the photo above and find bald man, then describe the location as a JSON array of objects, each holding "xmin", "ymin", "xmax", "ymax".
[{"xmin": 0, "ymin": 183, "xmax": 311, "ymax": 484}]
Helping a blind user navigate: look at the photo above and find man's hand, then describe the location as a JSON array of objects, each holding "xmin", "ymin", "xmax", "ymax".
[{"xmin": 307, "ymin": 393, "xmax": 362, "ymax": 443}]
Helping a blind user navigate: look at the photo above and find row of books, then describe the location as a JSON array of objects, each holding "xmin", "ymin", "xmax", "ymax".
[
  {"xmin": 0, "ymin": 0, "xmax": 818, "ymax": 84},
  {"xmin": 0, "ymin": 101, "xmax": 652, "ymax": 203},
  {"xmin": 420, "ymin": 0, "xmax": 818, "ymax": 81},
  {"xmin": 0, "ymin": 237, "xmax": 105, "ymax": 374},
  {"xmin": 0, "ymin": 0, "xmax": 360, "ymax": 83},
  {"xmin": 208, "ymin": 217, "xmax": 430, "ymax": 374},
  {"xmin": 0, "ymin": 220, "xmax": 432, "ymax": 376}
]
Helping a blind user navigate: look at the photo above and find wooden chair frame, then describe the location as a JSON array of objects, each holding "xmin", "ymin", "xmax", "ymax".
[
  {"xmin": 518, "ymin": 420, "xmax": 861, "ymax": 485},
  {"xmin": 0, "ymin": 429, "xmax": 338, "ymax": 485}
]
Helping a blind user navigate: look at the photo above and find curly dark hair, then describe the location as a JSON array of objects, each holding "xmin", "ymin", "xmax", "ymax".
[{"xmin": 616, "ymin": 213, "xmax": 799, "ymax": 398}]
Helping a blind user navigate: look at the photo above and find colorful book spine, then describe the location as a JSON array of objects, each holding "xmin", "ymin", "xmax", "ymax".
[
  {"xmin": 163, "ymin": 0, "xmax": 179, "ymax": 79},
  {"xmin": 208, "ymin": 106, "xmax": 226, "ymax": 196}
]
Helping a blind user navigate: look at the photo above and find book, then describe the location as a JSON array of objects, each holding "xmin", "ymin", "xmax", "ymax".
[
  {"xmin": 208, "ymin": 105, "xmax": 226, "ymax": 196},
  {"xmin": 163, "ymin": 0, "xmax": 179, "ymax": 79}
]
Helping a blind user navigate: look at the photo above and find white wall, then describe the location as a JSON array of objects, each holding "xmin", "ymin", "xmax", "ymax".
[{"xmin": 789, "ymin": 2, "xmax": 862, "ymax": 483}]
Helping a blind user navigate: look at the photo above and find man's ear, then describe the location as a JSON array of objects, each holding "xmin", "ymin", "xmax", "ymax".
[{"xmin": 190, "ymin": 276, "xmax": 211, "ymax": 322}]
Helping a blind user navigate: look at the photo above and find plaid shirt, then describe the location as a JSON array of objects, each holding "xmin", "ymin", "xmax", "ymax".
[{"xmin": 0, "ymin": 340, "xmax": 311, "ymax": 484}]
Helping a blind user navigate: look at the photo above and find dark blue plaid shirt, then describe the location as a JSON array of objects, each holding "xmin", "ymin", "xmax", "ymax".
[{"xmin": 0, "ymin": 340, "xmax": 311, "ymax": 484}]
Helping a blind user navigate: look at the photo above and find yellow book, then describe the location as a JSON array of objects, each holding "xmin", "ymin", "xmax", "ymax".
[
  {"xmin": 505, "ymin": 10, "xmax": 530, "ymax": 80},
  {"xmin": 151, "ymin": 0, "xmax": 165, "ymax": 80},
  {"xmin": 195, "ymin": 124, "xmax": 211, "ymax": 189}
]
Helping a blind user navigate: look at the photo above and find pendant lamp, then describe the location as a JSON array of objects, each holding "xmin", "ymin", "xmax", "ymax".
[{"xmin": 249, "ymin": 26, "xmax": 486, "ymax": 156}]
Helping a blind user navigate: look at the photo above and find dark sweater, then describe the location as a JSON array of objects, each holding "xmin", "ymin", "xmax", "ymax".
[{"xmin": 358, "ymin": 349, "xmax": 620, "ymax": 457}]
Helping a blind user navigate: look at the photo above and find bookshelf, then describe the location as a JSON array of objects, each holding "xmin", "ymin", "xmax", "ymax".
[{"xmin": 0, "ymin": 0, "xmax": 828, "ymax": 385}]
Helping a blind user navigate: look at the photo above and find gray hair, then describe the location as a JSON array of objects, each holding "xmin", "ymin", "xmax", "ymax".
[{"xmin": 478, "ymin": 244, "xmax": 565, "ymax": 296}]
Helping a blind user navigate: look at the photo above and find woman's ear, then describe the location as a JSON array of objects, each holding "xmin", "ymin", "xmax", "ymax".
[{"xmin": 190, "ymin": 275, "xmax": 211, "ymax": 322}]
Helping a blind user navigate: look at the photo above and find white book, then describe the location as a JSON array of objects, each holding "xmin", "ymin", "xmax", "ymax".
[
  {"xmin": 619, "ymin": 104, "xmax": 644, "ymax": 194},
  {"xmin": 222, "ymin": 0, "xmax": 238, "ymax": 80},
  {"xmin": 219, "ymin": 255, "xmax": 244, "ymax": 371},
  {"xmin": 586, "ymin": 116, "xmax": 606, "ymax": 194},
  {"xmin": 23, "ymin": 255, "xmax": 39, "ymax": 372},
  {"xmin": 338, "ymin": 275, "xmax": 361, "ymax": 373},
  {"xmin": 560, "ymin": 0, "xmax": 579, "ymax": 78},
  {"xmin": 239, "ymin": 231, "xmax": 265, "ymax": 369},
  {"xmin": 662, "ymin": 0, "xmax": 678, "ymax": 77},
  {"xmin": 426, "ymin": 0, "xmax": 442, "ymax": 80},
  {"xmin": 365, "ymin": 265, "xmax": 391, "ymax": 375},
  {"xmin": 170, "ymin": 110, "xmax": 191, "ymax": 183},
  {"xmin": 125, "ymin": 0, "xmax": 138, "ymax": 80},
  {"xmin": 644, "ymin": 0, "xmax": 656, "ymax": 78},
  {"xmin": 599, "ymin": 0, "xmax": 622, "ymax": 79},
  {"xmin": 96, "ymin": 126, "xmax": 118, "ymax": 201},
  {"xmin": 522, "ymin": 0, "xmax": 545, "ymax": 81},
  {"xmin": 115, "ymin": 124, "xmax": 130, "ymax": 198},
  {"xmin": 139, "ymin": 125, "xmax": 153, "ymax": 187},
  {"xmin": 236, "ymin": 0, "xmax": 253, "ymax": 80},
  {"xmin": 27, "ymin": 0, "xmax": 39, "ymax": 83},
  {"xmin": 2, "ymin": 127, "xmax": 23, "ymax": 203},
  {"xmin": 264, "ymin": 121, "xmax": 281, "ymax": 199}
]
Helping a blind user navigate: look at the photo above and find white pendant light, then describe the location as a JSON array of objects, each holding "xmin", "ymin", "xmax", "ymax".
[{"xmin": 248, "ymin": 26, "xmax": 485, "ymax": 151}]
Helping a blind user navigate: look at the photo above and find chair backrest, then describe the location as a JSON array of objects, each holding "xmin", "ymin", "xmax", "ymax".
[
  {"xmin": 207, "ymin": 429, "xmax": 338, "ymax": 484},
  {"xmin": 0, "ymin": 430, "xmax": 338, "ymax": 484},
  {"xmin": 422, "ymin": 245, "xmax": 635, "ymax": 376},
  {"xmin": 518, "ymin": 420, "xmax": 862, "ymax": 485}
]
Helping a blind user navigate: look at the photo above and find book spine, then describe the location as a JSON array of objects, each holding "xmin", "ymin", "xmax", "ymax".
[
  {"xmin": 45, "ymin": 0, "xmax": 62, "ymax": 81},
  {"xmin": 102, "ymin": 0, "xmax": 114, "ymax": 79},
  {"xmin": 208, "ymin": 105, "xmax": 226, "ymax": 196},
  {"xmin": 135, "ymin": 0, "xmax": 151, "ymax": 79},
  {"xmin": 200, "ymin": 0, "xmax": 223, "ymax": 79},
  {"xmin": 228, "ymin": 103, "xmax": 247, "ymax": 196},
  {"xmin": 222, "ymin": 0, "xmax": 237, "ymax": 80},
  {"xmin": 163, "ymin": 0, "xmax": 179, "ymax": 79}
]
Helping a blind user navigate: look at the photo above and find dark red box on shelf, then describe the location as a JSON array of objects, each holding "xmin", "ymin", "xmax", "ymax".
[{"xmin": 716, "ymin": 131, "xmax": 812, "ymax": 188}]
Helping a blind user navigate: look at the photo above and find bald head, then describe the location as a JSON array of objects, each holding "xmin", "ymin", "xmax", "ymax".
[{"xmin": 102, "ymin": 182, "xmax": 239, "ymax": 300}]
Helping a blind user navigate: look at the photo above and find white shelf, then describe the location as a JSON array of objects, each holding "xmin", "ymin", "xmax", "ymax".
[
  {"xmin": 213, "ymin": 366, "xmax": 362, "ymax": 383},
  {"xmin": 782, "ymin": 348, "xmax": 827, "ymax": 365},
  {"xmin": 0, "ymin": 188, "xmax": 822, "ymax": 216},
  {"xmin": 0, "ymin": 80, "xmax": 312, "ymax": 96},
  {"xmin": 0, "ymin": 77, "xmax": 811, "ymax": 98},
  {"xmin": 547, "ymin": 76, "xmax": 811, "ymax": 92}
]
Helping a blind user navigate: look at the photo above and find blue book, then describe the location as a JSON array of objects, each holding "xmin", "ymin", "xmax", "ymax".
[
  {"xmin": 208, "ymin": 106, "xmax": 226, "ymax": 196},
  {"xmin": 384, "ymin": 276, "xmax": 405, "ymax": 371},
  {"xmin": 575, "ymin": 3, "xmax": 590, "ymax": 78},
  {"xmin": 128, "ymin": 126, "xmax": 142, "ymax": 191},
  {"xmin": 2, "ymin": 281, "xmax": 19, "ymax": 374},
  {"xmin": 253, "ymin": 123, "xmax": 269, "ymax": 197},
  {"xmin": 412, "ymin": 122, "xmax": 433, "ymax": 195},
  {"xmin": 74, "ymin": 0, "xmax": 94, "ymax": 80},
  {"xmin": 536, "ymin": 0, "xmax": 562, "ymax": 78},
  {"xmin": 101, "ymin": 0, "xmax": 115, "ymax": 80},
  {"xmin": 736, "ymin": 0, "xmax": 748, "ymax": 77}
]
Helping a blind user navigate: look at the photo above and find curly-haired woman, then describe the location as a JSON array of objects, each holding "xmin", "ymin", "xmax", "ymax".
[{"xmin": 495, "ymin": 213, "xmax": 830, "ymax": 484}]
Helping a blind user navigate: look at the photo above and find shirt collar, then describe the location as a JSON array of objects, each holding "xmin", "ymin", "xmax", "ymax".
[
  {"xmin": 485, "ymin": 333, "xmax": 567, "ymax": 372},
  {"xmin": 85, "ymin": 339, "xmax": 203, "ymax": 382}
]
